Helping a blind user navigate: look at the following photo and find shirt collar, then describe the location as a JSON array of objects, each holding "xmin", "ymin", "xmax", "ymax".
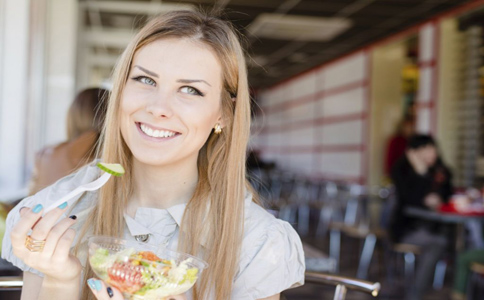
[
  {"xmin": 123, "ymin": 192, "xmax": 253, "ymax": 243},
  {"xmin": 123, "ymin": 202, "xmax": 187, "ymax": 237}
]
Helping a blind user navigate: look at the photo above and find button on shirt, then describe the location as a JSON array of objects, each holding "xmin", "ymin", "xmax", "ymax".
[{"xmin": 2, "ymin": 162, "xmax": 305, "ymax": 299}]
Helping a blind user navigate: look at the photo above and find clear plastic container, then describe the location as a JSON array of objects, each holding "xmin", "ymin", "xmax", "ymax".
[{"xmin": 88, "ymin": 236, "xmax": 208, "ymax": 300}]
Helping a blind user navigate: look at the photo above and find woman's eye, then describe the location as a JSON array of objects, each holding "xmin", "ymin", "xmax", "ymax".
[
  {"xmin": 133, "ymin": 76, "xmax": 156, "ymax": 86},
  {"xmin": 180, "ymin": 86, "xmax": 204, "ymax": 96}
]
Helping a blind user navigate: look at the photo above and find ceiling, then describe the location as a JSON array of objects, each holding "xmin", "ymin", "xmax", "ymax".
[{"xmin": 80, "ymin": 0, "xmax": 473, "ymax": 89}]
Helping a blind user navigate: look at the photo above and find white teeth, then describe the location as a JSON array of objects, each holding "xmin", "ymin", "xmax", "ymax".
[{"xmin": 139, "ymin": 123, "xmax": 176, "ymax": 138}]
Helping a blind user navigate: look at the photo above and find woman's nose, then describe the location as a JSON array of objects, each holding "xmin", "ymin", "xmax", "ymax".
[{"xmin": 145, "ymin": 91, "xmax": 174, "ymax": 118}]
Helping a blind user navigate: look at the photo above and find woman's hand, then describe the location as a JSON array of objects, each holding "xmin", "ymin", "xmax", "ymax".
[
  {"xmin": 87, "ymin": 278, "xmax": 187, "ymax": 300},
  {"xmin": 9, "ymin": 203, "xmax": 81, "ymax": 283},
  {"xmin": 424, "ymin": 193, "xmax": 442, "ymax": 210}
]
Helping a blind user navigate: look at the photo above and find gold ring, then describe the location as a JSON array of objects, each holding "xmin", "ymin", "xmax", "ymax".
[{"xmin": 25, "ymin": 236, "xmax": 46, "ymax": 252}]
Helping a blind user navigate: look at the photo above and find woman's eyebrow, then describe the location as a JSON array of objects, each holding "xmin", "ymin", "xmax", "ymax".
[
  {"xmin": 177, "ymin": 79, "xmax": 212, "ymax": 87},
  {"xmin": 133, "ymin": 65, "xmax": 159, "ymax": 78}
]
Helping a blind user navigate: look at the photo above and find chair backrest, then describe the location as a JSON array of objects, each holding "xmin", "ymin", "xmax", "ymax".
[
  {"xmin": 305, "ymin": 271, "xmax": 380, "ymax": 300},
  {"xmin": 378, "ymin": 185, "xmax": 397, "ymax": 231},
  {"xmin": 0, "ymin": 276, "xmax": 22, "ymax": 291}
]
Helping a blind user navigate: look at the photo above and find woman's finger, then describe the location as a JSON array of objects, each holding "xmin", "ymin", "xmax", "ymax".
[
  {"xmin": 87, "ymin": 278, "xmax": 124, "ymax": 299},
  {"xmin": 41, "ymin": 216, "xmax": 77, "ymax": 257},
  {"xmin": 10, "ymin": 205, "xmax": 44, "ymax": 248},
  {"xmin": 29, "ymin": 202, "xmax": 69, "ymax": 241},
  {"xmin": 51, "ymin": 228, "xmax": 77, "ymax": 263}
]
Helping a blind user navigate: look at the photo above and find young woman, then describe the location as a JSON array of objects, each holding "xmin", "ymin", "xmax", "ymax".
[{"xmin": 2, "ymin": 10, "xmax": 305, "ymax": 300}]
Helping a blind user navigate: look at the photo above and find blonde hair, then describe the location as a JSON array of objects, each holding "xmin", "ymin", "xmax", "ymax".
[{"xmin": 77, "ymin": 10, "xmax": 253, "ymax": 300}]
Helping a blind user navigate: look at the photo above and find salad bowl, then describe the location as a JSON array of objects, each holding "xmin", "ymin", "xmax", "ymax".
[{"xmin": 88, "ymin": 236, "xmax": 208, "ymax": 300}]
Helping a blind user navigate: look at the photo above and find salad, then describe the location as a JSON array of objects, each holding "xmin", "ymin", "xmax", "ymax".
[{"xmin": 90, "ymin": 247, "xmax": 200, "ymax": 299}]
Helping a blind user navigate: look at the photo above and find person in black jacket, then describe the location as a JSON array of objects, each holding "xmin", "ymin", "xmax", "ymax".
[{"xmin": 390, "ymin": 134, "xmax": 452, "ymax": 300}]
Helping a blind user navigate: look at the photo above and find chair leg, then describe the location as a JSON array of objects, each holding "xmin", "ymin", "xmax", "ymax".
[
  {"xmin": 316, "ymin": 207, "xmax": 332, "ymax": 237},
  {"xmin": 357, "ymin": 234, "xmax": 377, "ymax": 280},
  {"xmin": 333, "ymin": 284, "xmax": 347, "ymax": 300},
  {"xmin": 404, "ymin": 252, "xmax": 416, "ymax": 298},
  {"xmin": 279, "ymin": 205, "xmax": 291, "ymax": 222},
  {"xmin": 330, "ymin": 229, "xmax": 341, "ymax": 273},
  {"xmin": 432, "ymin": 259, "xmax": 447, "ymax": 290},
  {"xmin": 297, "ymin": 204, "xmax": 310, "ymax": 236}
]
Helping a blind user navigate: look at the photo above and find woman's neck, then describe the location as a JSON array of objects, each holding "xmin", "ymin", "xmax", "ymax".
[{"xmin": 128, "ymin": 157, "xmax": 199, "ymax": 214}]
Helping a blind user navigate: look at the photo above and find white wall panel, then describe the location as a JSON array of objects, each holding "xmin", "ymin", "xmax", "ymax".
[
  {"xmin": 321, "ymin": 120, "xmax": 363, "ymax": 145},
  {"xmin": 286, "ymin": 101, "xmax": 316, "ymax": 122},
  {"xmin": 288, "ymin": 153, "xmax": 315, "ymax": 173},
  {"xmin": 289, "ymin": 126, "xmax": 315, "ymax": 147},
  {"xmin": 254, "ymin": 51, "xmax": 369, "ymax": 182},
  {"xmin": 319, "ymin": 152, "xmax": 361, "ymax": 177},
  {"xmin": 290, "ymin": 71, "xmax": 317, "ymax": 99},
  {"xmin": 319, "ymin": 87, "xmax": 365, "ymax": 117},
  {"xmin": 322, "ymin": 52, "xmax": 366, "ymax": 90}
]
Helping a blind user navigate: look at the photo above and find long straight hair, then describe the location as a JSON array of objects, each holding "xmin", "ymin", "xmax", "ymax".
[{"xmin": 76, "ymin": 10, "xmax": 252, "ymax": 300}]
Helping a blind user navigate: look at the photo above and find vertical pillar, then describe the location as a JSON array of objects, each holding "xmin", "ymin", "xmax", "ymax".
[
  {"xmin": 417, "ymin": 22, "xmax": 439, "ymax": 134},
  {"xmin": 0, "ymin": 0, "xmax": 30, "ymax": 198}
]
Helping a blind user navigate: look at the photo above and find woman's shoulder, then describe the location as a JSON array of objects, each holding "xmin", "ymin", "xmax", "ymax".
[
  {"xmin": 242, "ymin": 197, "xmax": 303, "ymax": 254},
  {"xmin": 233, "ymin": 195, "xmax": 305, "ymax": 299}
]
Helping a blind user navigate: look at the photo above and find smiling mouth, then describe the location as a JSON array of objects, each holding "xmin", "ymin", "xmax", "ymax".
[{"xmin": 136, "ymin": 122, "xmax": 180, "ymax": 139}]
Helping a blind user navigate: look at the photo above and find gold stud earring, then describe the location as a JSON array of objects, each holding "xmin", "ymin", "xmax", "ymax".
[{"xmin": 214, "ymin": 123, "xmax": 222, "ymax": 134}]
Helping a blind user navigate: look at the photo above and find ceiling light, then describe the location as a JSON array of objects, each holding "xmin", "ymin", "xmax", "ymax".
[{"xmin": 247, "ymin": 13, "xmax": 352, "ymax": 42}]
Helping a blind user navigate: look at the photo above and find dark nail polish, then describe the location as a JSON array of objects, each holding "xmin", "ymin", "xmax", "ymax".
[
  {"xmin": 107, "ymin": 287, "xmax": 114, "ymax": 298},
  {"xmin": 69, "ymin": 215, "xmax": 77, "ymax": 220}
]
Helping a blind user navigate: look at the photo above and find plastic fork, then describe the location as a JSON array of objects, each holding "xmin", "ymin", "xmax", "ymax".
[{"xmin": 44, "ymin": 172, "xmax": 112, "ymax": 213}]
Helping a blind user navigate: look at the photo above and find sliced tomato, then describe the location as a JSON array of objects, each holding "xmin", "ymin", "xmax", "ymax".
[{"xmin": 107, "ymin": 261, "xmax": 144, "ymax": 294}]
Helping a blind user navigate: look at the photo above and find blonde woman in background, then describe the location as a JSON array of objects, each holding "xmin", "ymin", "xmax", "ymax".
[
  {"xmin": 29, "ymin": 88, "xmax": 109, "ymax": 195},
  {"xmin": 2, "ymin": 10, "xmax": 305, "ymax": 300}
]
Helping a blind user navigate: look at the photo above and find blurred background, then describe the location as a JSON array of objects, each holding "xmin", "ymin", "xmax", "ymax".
[{"xmin": 2, "ymin": 0, "xmax": 484, "ymax": 299}]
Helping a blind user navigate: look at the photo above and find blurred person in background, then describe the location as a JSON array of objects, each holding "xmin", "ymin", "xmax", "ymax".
[
  {"xmin": 384, "ymin": 116, "xmax": 415, "ymax": 177},
  {"xmin": 28, "ymin": 88, "xmax": 109, "ymax": 195},
  {"xmin": 390, "ymin": 134, "xmax": 453, "ymax": 300}
]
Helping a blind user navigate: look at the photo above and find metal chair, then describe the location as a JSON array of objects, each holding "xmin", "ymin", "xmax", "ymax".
[
  {"xmin": 305, "ymin": 271, "xmax": 380, "ymax": 300},
  {"xmin": 0, "ymin": 276, "xmax": 22, "ymax": 290},
  {"xmin": 0, "ymin": 276, "xmax": 22, "ymax": 300},
  {"xmin": 467, "ymin": 262, "xmax": 484, "ymax": 300}
]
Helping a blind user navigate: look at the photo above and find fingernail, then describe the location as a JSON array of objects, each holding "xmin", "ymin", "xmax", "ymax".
[
  {"xmin": 69, "ymin": 215, "xmax": 77, "ymax": 220},
  {"xmin": 32, "ymin": 204, "xmax": 43, "ymax": 214},
  {"xmin": 93, "ymin": 279, "xmax": 102, "ymax": 291},
  {"xmin": 57, "ymin": 202, "xmax": 68, "ymax": 209},
  {"xmin": 87, "ymin": 278, "xmax": 96, "ymax": 290},
  {"xmin": 107, "ymin": 287, "xmax": 114, "ymax": 298}
]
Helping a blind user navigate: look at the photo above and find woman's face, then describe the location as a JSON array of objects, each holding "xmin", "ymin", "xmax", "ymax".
[
  {"xmin": 417, "ymin": 145, "xmax": 438, "ymax": 167},
  {"xmin": 120, "ymin": 37, "xmax": 224, "ymax": 167}
]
